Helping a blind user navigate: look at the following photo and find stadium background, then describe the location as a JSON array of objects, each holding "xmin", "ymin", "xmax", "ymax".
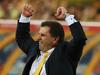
[{"xmin": 0, "ymin": 0, "xmax": 100, "ymax": 75}]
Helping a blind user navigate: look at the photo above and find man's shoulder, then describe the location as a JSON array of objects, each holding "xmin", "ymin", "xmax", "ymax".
[{"xmin": 56, "ymin": 41, "xmax": 69, "ymax": 48}]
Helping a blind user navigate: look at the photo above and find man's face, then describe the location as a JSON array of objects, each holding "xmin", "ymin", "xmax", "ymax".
[{"xmin": 38, "ymin": 26, "xmax": 57, "ymax": 52}]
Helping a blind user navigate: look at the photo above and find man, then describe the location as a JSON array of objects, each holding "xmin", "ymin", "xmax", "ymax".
[{"xmin": 16, "ymin": 4, "xmax": 87, "ymax": 75}]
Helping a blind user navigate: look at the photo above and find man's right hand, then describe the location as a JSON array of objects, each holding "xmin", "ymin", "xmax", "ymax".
[{"xmin": 22, "ymin": 4, "xmax": 34, "ymax": 17}]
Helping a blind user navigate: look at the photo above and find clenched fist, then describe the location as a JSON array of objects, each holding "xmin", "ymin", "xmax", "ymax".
[
  {"xmin": 55, "ymin": 6, "xmax": 69, "ymax": 20},
  {"xmin": 22, "ymin": 4, "xmax": 34, "ymax": 17}
]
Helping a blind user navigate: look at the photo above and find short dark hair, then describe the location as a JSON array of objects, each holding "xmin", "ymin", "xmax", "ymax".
[{"xmin": 41, "ymin": 21, "xmax": 64, "ymax": 43}]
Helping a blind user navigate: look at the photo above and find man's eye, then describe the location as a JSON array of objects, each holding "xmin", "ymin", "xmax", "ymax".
[{"xmin": 41, "ymin": 34, "xmax": 45, "ymax": 36}]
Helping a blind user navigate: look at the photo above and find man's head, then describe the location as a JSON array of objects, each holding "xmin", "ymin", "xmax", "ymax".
[{"xmin": 38, "ymin": 21, "xmax": 64, "ymax": 52}]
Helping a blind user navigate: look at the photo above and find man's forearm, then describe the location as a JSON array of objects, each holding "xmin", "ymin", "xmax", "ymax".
[
  {"xmin": 16, "ymin": 15, "xmax": 34, "ymax": 55},
  {"xmin": 64, "ymin": 14, "xmax": 87, "ymax": 41}
]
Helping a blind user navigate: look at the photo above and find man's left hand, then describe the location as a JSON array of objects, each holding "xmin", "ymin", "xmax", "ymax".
[{"xmin": 55, "ymin": 6, "xmax": 68, "ymax": 20}]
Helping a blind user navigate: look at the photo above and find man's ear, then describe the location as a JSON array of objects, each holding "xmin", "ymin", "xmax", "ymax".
[{"xmin": 53, "ymin": 37, "xmax": 59, "ymax": 44}]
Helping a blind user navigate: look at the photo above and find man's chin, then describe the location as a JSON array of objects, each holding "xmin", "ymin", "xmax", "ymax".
[
  {"xmin": 39, "ymin": 46, "xmax": 43, "ymax": 51},
  {"xmin": 39, "ymin": 46, "xmax": 47, "ymax": 52}
]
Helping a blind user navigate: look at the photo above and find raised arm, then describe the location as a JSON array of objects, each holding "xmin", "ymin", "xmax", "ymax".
[
  {"xmin": 55, "ymin": 7, "xmax": 87, "ymax": 63},
  {"xmin": 16, "ymin": 4, "xmax": 38, "ymax": 55},
  {"xmin": 55, "ymin": 6, "xmax": 87, "ymax": 42}
]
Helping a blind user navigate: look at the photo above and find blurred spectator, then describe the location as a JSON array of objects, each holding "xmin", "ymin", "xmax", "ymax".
[
  {"xmin": 67, "ymin": 5, "xmax": 82, "ymax": 20},
  {"xmin": 94, "ymin": 8, "xmax": 100, "ymax": 21},
  {"xmin": 9, "ymin": 0, "xmax": 25, "ymax": 19},
  {"xmin": 0, "ymin": 0, "xmax": 10, "ymax": 19},
  {"xmin": 82, "ymin": 6, "xmax": 97, "ymax": 21},
  {"xmin": 0, "ymin": 0, "xmax": 100, "ymax": 21}
]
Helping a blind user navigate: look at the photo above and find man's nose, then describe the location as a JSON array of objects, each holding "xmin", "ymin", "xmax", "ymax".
[{"xmin": 38, "ymin": 34, "xmax": 41, "ymax": 41}]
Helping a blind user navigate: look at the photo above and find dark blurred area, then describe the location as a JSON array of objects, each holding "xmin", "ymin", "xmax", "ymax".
[{"xmin": 0, "ymin": 0, "xmax": 100, "ymax": 21}]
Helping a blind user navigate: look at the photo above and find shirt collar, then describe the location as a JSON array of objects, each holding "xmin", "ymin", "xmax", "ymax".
[{"xmin": 40, "ymin": 48, "xmax": 55, "ymax": 56}]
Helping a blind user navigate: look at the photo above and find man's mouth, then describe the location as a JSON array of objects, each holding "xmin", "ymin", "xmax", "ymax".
[{"xmin": 39, "ymin": 41, "xmax": 42, "ymax": 45}]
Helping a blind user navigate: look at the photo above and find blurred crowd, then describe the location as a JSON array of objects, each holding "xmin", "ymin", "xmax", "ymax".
[{"xmin": 0, "ymin": 0, "xmax": 100, "ymax": 21}]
